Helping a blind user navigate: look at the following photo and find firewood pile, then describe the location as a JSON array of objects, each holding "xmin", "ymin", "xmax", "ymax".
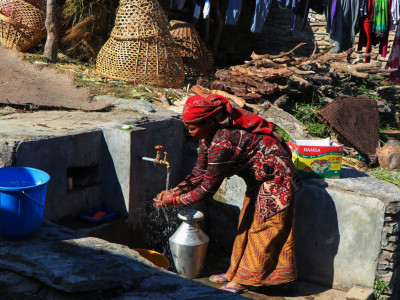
[{"xmin": 193, "ymin": 43, "xmax": 394, "ymax": 105}]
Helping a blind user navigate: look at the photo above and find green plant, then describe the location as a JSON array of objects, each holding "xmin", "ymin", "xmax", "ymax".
[
  {"xmin": 294, "ymin": 100, "xmax": 330, "ymax": 138},
  {"xmin": 274, "ymin": 126, "xmax": 291, "ymax": 142},
  {"xmin": 373, "ymin": 279, "xmax": 389, "ymax": 299},
  {"xmin": 370, "ymin": 169, "xmax": 400, "ymax": 188}
]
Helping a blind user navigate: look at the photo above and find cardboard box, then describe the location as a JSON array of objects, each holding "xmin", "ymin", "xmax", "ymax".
[{"xmin": 288, "ymin": 138, "xmax": 343, "ymax": 179}]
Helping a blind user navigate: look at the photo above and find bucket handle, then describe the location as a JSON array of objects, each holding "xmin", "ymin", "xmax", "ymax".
[{"xmin": 20, "ymin": 190, "xmax": 45, "ymax": 208}]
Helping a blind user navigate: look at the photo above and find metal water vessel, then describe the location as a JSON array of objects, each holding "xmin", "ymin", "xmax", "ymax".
[{"xmin": 169, "ymin": 209, "xmax": 209, "ymax": 279}]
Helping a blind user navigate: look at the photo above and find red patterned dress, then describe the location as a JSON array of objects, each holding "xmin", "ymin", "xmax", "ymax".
[{"xmin": 176, "ymin": 126, "xmax": 302, "ymax": 286}]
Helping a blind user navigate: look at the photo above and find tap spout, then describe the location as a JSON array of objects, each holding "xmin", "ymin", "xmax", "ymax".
[
  {"xmin": 140, "ymin": 146, "xmax": 171, "ymax": 172},
  {"xmin": 141, "ymin": 156, "xmax": 156, "ymax": 163}
]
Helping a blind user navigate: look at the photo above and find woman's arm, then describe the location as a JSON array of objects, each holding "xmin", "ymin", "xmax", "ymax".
[
  {"xmin": 179, "ymin": 140, "xmax": 236, "ymax": 205},
  {"xmin": 175, "ymin": 141, "xmax": 208, "ymax": 193}
]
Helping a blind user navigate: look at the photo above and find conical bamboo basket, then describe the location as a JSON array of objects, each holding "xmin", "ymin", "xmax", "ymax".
[
  {"xmin": 0, "ymin": 0, "xmax": 46, "ymax": 51},
  {"xmin": 111, "ymin": 0, "xmax": 170, "ymax": 40},
  {"xmin": 169, "ymin": 20, "xmax": 213, "ymax": 77},
  {"xmin": 96, "ymin": 36, "xmax": 184, "ymax": 87},
  {"xmin": 96, "ymin": 0, "xmax": 184, "ymax": 87}
]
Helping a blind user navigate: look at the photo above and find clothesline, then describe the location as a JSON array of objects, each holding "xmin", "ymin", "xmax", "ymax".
[{"xmin": 169, "ymin": 0, "xmax": 400, "ymax": 72}]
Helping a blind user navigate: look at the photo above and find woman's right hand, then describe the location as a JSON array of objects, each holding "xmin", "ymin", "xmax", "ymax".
[{"xmin": 157, "ymin": 190, "xmax": 170, "ymax": 200}]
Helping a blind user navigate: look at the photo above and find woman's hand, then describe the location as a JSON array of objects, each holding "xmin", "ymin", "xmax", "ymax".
[
  {"xmin": 153, "ymin": 190, "xmax": 181, "ymax": 208},
  {"xmin": 171, "ymin": 187, "xmax": 183, "ymax": 195},
  {"xmin": 156, "ymin": 190, "xmax": 169, "ymax": 201}
]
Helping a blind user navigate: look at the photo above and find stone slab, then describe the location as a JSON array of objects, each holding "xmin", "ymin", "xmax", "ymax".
[{"xmin": 0, "ymin": 221, "xmax": 239, "ymax": 298}]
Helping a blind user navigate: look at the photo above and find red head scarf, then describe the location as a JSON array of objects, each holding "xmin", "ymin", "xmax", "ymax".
[{"xmin": 182, "ymin": 94, "xmax": 274, "ymax": 135}]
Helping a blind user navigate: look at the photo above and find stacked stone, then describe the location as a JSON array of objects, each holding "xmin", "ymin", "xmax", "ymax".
[
  {"xmin": 253, "ymin": 2, "xmax": 395, "ymax": 62},
  {"xmin": 96, "ymin": 0, "xmax": 184, "ymax": 87},
  {"xmin": 377, "ymin": 200, "xmax": 400, "ymax": 300}
]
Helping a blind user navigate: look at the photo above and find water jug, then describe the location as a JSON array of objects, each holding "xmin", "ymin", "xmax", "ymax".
[
  {"xmin": 169, "ymin": 209, "xmax": 209, "ymax": 279},
  {"xmin": 377, "ymin": 130, "xmax": 400, "ymax": 170}
]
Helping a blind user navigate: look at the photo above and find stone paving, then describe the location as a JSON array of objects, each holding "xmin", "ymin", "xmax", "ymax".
[{"xmin": 0, "ymin": 221, "xmax": 242, "ymax": 299}]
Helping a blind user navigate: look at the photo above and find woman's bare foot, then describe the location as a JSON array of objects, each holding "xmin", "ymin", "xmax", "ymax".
[
  {"xmin": 220, "ymin": 281, "xmax": 247, "ymax": 294},
  {"xmin": 209, "ymin": 273, "xmax": 229, "ymax": 283}
]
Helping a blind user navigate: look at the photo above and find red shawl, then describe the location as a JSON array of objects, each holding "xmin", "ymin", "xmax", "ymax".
[{"xmin": 182, "ymin": 94, "xmax": 274, "ymax": 135}]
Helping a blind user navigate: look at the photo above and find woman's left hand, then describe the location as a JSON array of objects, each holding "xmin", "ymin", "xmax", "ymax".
[{"xmin": 153, "ymin": 191, "xmax": 178, "ymax": 208}]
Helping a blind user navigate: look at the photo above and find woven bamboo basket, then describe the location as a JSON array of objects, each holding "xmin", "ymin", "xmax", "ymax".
[
  {"xmin": 315, "ymin": 96, "xmax": 380, "ymax": 155},
  {"xmin": 96, "ymin": 36, "xmax": 185, "ymax": 87},
  {"xmin": 169, "ymin": 20, "xmax": 214, "ymax": 77},
  {"xmin": 0, "ymin": 0, "xmax": 46, "ymax": 51},
  {"xmin": 111, "ymin": 0, "xmax": 170, "ymax": 40}
]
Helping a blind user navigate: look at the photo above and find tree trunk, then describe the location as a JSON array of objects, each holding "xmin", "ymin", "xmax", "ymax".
[{"xmin": 44, "ymin": 0, "xmax": 58, "ymax": 62}]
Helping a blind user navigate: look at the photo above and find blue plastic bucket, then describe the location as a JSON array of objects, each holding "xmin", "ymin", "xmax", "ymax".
[{"xmin": 0, "ymin": 167, "xmax": 50, "ymax": 240}]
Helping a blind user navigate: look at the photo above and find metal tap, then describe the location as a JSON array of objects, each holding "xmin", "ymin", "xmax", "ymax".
[
  {"xmin": 154, "ymin": 145, "xmax": 171, "ymax": 172},
  {"xmin": 141, "ymin": 145, "xmax": 171, "ymax": 172}
]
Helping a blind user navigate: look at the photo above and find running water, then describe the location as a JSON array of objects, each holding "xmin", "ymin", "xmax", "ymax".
[
  {"xmin": 141, "ymin": 170, "xmax": 178, "ymax": 270},
  {"xmin": 165, "ymin": 170, "xmax": 171, "ymax": 191}
]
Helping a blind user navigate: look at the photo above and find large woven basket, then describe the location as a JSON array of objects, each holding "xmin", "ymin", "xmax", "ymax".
[
  {"xmin": 315, "ymin": 96, "xmax": 380, "ymax": 155},
  {"xmin": 0, "ymin": 0, "xmax": 46, "ymax": 51},
  {"xmin": 111, "ymin": 0, "xmax": 170, "ymax": 40},
  {"xmin": 96, "ymin": 36, "xmax": 185, "ymax": 87},
  {"xmin": 169, "ymin": 20, "xmax": 213, "ymax": 77}
]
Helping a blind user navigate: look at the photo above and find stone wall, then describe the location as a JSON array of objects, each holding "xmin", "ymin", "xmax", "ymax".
[
  {"xmin": 378, "ymin": 194, "xmax": 400, "ymax": 299},
  {"xmin": 213, "ymin": 169, "xmax": 400, "ymax": 299}
]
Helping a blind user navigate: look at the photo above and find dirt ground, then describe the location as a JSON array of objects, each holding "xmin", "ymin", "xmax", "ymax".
[{"xmin": 0, "ymin": 48, "xmax": 110, "ymax": 111}]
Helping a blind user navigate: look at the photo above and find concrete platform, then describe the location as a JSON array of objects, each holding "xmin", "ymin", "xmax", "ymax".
[
  {"xmin": 195, "ymin": 278, "xmax": 349, "ymax": 299},
  {"xmin": 0, "ymin": 97, "xmax": 398, "ymax": 299}
]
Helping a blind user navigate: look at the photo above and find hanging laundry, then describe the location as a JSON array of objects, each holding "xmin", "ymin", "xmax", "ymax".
[
  {"xmin": 386, "ymin": 23, "xmax": 400, "ymax": 80},
  {"xmin": 360, "ymin": 0, "xmax": 368, "ymax": 17},
  {"xmin": 225, "ymin": 0, "xmax": 242, "ymax": 25},
  {"xmin": 373, "ymin": 0, "xmax": 389, "ymax": 37},
  {"xmin": 329, "ymin": 0, "xmax": 360, "ymax": 53},
  {"xmin": 391, "ymin": 0, "xmax": 400, "ymax": 24},
  {"xmin": 250, "ymin": 0, "xmax": 273, "ymax": 33},
  {"xmin": 276, "ymin": 0, "xmax": 298, "ymax": 9},
  {"xmin": 170, "ymin": 0, "xmax": 185, "ymax": 10},
  {"xmin": 203, "ymin": 0, "xmax": 210, "ymax": 19},
  {"xmin": 225, "ymin": 0, "xmax": 276, "ymax": 33},
  {"xmin": 358, "ymin": 0, "xmax": 391, "ymax": 62},
  {"xmin": 293, "ymin": 0, "xmax": 329, "ymax": 31},
  {"xmin": 193, "ymin": 0, "xmax": 202, "ymax": 19}
]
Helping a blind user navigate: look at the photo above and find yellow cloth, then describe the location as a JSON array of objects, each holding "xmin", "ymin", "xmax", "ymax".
[{"xmin": 226, "ymin": 196, "xmax": 296, "ymax": 287}]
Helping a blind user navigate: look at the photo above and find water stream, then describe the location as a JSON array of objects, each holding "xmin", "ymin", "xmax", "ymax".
[
  {"xmin": 140, "ymin": 170, "xmax": 179, "ymax": 270},
  {"xmin": 165, "ymin": 171, "xmax": 171, "ymax": 191}
]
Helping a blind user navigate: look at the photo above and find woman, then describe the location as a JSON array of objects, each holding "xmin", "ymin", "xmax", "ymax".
[{"xmin": 154, "ymin": 94, "xmax": 302, "ymax": 294}]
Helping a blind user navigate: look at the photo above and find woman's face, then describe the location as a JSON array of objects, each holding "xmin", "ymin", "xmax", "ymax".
[{"xmin": 184, "ymin": 121, "xmax": 211, "ymax": 140}]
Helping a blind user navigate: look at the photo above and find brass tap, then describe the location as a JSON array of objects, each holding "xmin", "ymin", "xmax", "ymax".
[
  {"xmin": 161, "ymin": 152, "xmax": 171, "ymax": 172},
  {"xmin": 154, "ymin": 145, "xmax": 171, "ymax": 172}
]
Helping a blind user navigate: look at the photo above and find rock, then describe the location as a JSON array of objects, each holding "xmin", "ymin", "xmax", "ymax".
[
  {"xmin": 1, "ymin": 106, "xmax": 17, "ymax": 115},
  {"xmin": 345, "ymin": 286, "xmax": 373, "ymax": 300},
  {"xmin": 0, "ymin": 221, "xmax": 237, "ymax": 298}
]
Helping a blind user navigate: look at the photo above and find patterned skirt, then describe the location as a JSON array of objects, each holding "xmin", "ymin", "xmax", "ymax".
[{"xmin": 225, "ymin": 194, "xmax": 296, "ymax": 287}]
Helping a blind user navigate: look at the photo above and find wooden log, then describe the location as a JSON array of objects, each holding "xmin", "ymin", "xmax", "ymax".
[
  {"xmin": 210, "ymin": 80, "xmax": 248, "ymax": 94},
  {"xmin": 329, "ymin": 61, "xmax": 369, "ymax": 79},
  {"xmin": 233, "ymin": 92, "xmax": 263, "ymax": 102},
  {"xmin": 191, "ymin": 85, "xmax": 209, "ymax": 99},
  {"xmin": 215, "ymin": 69, "xmax": 279, "ymax": 95},
  {"xmin": 288, "ymin": 66, "xmax": 315, "ymax": 75},
  {"xmin": 353, "ymin": 61, "xmax": 382, "ymax": 72},
  {"xmin": 190, "ymin": 85, "xmax": 246, "ymax": 108},
  {"xmin": 229, "ymin": 66, "xmax": 293, "ymax": 80}
]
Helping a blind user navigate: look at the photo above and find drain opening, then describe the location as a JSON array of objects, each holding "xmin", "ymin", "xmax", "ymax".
[{"xmin": 67, "ymin": 166, "xmax": 98, "ymax": 191}]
